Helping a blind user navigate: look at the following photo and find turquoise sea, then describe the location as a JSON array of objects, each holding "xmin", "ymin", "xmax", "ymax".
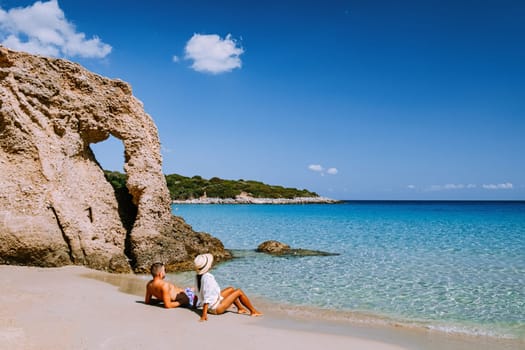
[{"xmin": 171, "ymin": 201, "xmax": 525, "ymax": 340}]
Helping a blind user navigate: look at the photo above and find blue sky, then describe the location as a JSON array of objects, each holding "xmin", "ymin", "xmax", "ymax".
[{"xmin": 1, "ymin": 0, "xmax": 524, "ymax": 199}]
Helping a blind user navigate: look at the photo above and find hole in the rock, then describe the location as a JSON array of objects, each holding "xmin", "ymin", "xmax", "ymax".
[
  {"xmin": 90, "ymin": 135, "xmax": 124, "ymax": 172},
  {"xmin": 90, "ymin": 135, "xmax": 137, "ymax": 266}
]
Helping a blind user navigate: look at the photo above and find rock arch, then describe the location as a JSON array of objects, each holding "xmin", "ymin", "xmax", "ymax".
[{"xmin": 0, "ymin": 47, "xmax": 230, "ymax": 272}]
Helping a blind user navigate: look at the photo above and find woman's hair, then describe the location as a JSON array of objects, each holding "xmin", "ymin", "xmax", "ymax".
[
  {"xmin": 196, "ymin": 274, "xmax": 203, "ymax": 292},
  {"xmin": 150, "ymin": 262, "xmax": 164, "ymax": 277}
]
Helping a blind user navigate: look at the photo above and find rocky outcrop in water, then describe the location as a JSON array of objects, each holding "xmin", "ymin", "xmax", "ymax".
[
  {"xmin": 0, "ymin": 47, "xmax": 230, "ymax": 272},
  {"xmin": 256, "ymin": 240, "xmax": 291, "ymax": 254},
  {"xmin": 256, "ymin": 240, "xmax": 339, "ymax": 257}
]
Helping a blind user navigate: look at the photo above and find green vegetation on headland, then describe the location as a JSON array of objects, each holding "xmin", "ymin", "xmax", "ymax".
[
  {"xmin": 103, "ymin": 171, "xmax": 319, "ymax": 200},
  {"xmin": 104, "ymin": 171, "xmax": 127, "ymax": 191}
]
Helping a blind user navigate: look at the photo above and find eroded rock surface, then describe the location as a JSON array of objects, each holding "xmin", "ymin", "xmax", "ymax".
[{"xmin": 0, "ymin": 47, "xmax": 230, "ymax": 272}]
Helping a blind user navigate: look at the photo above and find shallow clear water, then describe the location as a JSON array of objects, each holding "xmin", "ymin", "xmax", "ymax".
[{"xmin": 172, "ymin": 201, "xmax": 525, "ymax": 339}]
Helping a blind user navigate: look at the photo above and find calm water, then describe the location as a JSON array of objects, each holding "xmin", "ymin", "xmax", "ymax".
[{"xmin": 171, "ymin": 201, "xmax": 525, "ymax": 339}]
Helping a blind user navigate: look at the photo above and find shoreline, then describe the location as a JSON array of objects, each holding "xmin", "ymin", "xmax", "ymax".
[
  {"xmin": 0, "ymin": 265, "xmax": 524, "ymax": 350},
  {"xmin": 165, "ymin": 271, "xmax": 524, "ymax": 348},
  {"xmin": 2, "ymin": 265, "xmax": 523, "ymax": 350},
  {"xmin": 172, "ymin": 196, "xmax": 341, "ymax": 205},
  {"xmin": 1, "ymin": 265, "xmax": 404, "ymax": 350},
  {"xmin": 252, "ymin": 298, "xmax": 525, "ymax": 347}
]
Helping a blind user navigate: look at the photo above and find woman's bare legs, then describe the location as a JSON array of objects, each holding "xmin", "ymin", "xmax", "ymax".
[
  {"xmin": 221, "ymin": 287, "xmax": 248, "ymax": 314},
  {"xmin": 216, "ymin": 288, "xmax": 262, "ymax": 316}
]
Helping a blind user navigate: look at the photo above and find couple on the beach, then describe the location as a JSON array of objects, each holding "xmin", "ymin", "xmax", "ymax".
[{"xmin": 145, "ymin": 253, "xmax": 263, "ymax": 321}]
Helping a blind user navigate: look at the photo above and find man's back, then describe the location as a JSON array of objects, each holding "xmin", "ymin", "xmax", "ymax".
[
  {"xmin": 145, "ymin": 263, "xmax": 189, "ymax": 308},
  {"xmin": 146, "ymin": 278, "xmax": 189, "ymax": 308},
  {"xmin": 147, "ymin": 278, "xmax": 180, "ymax": 300}
]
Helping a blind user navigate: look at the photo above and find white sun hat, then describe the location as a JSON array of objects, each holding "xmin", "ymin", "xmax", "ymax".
[{"xmin": 194, "ymin": 253, "xmax": 214, "ymax": 275}]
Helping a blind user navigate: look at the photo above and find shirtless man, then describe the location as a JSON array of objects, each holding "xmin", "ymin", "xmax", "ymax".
[{"xmin": 145, "ymin": 262, "xmax": 197, "ymax": 308}]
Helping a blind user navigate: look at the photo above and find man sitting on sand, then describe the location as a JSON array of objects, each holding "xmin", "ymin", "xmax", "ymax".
[{"xmin": 145, "ymin": 262, "xmax": 197, "ymax": 309}]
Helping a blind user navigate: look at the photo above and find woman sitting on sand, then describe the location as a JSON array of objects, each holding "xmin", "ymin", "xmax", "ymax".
[{"xmin": 194, "ymin": 253, "xmax": 262, "ymax": 321}]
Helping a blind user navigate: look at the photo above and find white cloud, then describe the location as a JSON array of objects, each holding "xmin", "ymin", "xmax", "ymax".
[
  {"xmin": 423, "ymin": 182, "xmax": 515, "ymax": 191},
  {"xmin": 482, "ymin": 182, "xmax": 513, "ymax": 190},
  {"xmin": 308, "ymin": 164, "xmax": 338, "ymax": 176},
  {"xmin": 308, "ymin": 164, "xmax": 324, "ymax": 172},
  {"xmin": 0, "ymin": 0, "xmax": 111, "ymax": 58},
  {"xmin": 172, "ymin": 55, "xmax": 179, "ymax": 63},
  {"xmin": 427, "ymin": 183, "xmax": 467, "ymax": 191},
  {"xmin": 184, "ymin": 33, "xmax": 243, "ymax": 74},
  {"xmin": 444, "ymin": 184, "xmax": 465, "ymax": 190},
  {"xmin": 2, "ymin": 34, "xmax": 59, "ymax": 56},
  {"xmin": 326, "ymin": 168, "xmax": 338, "ymax": 175},
  {"xmin": 407, "ymin": 185, "xmax": 416, "ymax": 189}
]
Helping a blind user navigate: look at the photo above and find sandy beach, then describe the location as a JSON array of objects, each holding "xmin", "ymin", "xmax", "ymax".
[{"xmin": 0, "ymin": 265, "xmax": 521, "ymax": 350}]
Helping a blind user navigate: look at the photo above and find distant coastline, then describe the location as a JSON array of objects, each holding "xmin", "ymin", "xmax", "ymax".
[
  {"xmin": 172, "ymin": 195, "xmax": 341, "ymax": 205},
  {"xmin": 104, "ymin": 171, "xmax": 330, "ymax": 203}
]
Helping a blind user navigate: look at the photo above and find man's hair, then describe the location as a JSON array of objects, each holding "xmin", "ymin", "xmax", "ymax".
[{"xmin": 150, "ymin": 262, "xmax": 164, "ymax": 277}]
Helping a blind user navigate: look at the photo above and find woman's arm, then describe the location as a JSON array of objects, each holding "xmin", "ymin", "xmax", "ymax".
[{"xmin": 200, "ymin": 303, "xmax": 209, "ymax": 321}]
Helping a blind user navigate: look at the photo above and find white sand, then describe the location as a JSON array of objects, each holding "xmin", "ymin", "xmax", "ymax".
[
  {"xmin": 0, "ymin": 265, "xmax": 406, "ymax": 350},
  {"xmin": 1, "ymin": 265, "xmax": 522, "ymax": 350}
]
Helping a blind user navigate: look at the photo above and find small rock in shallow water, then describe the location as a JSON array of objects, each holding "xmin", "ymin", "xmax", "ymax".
[
  {"xmin": 256, "ymin": 240, "xmax": 291, "ymax": 254},
  {"xmin": 256, "ymin": 240, "xmax": 339, "ymax": 257}
]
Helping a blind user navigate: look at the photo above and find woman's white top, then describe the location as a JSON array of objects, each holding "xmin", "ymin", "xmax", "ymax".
[{"xmin": 198, "ymin": 272, "xmax": 222, "ymax": 309}]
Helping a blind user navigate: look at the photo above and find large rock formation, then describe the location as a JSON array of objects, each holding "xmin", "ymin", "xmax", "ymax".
[{"xmin": 0, "ymin": 47, "xmax": 230, "ymax": 273}]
